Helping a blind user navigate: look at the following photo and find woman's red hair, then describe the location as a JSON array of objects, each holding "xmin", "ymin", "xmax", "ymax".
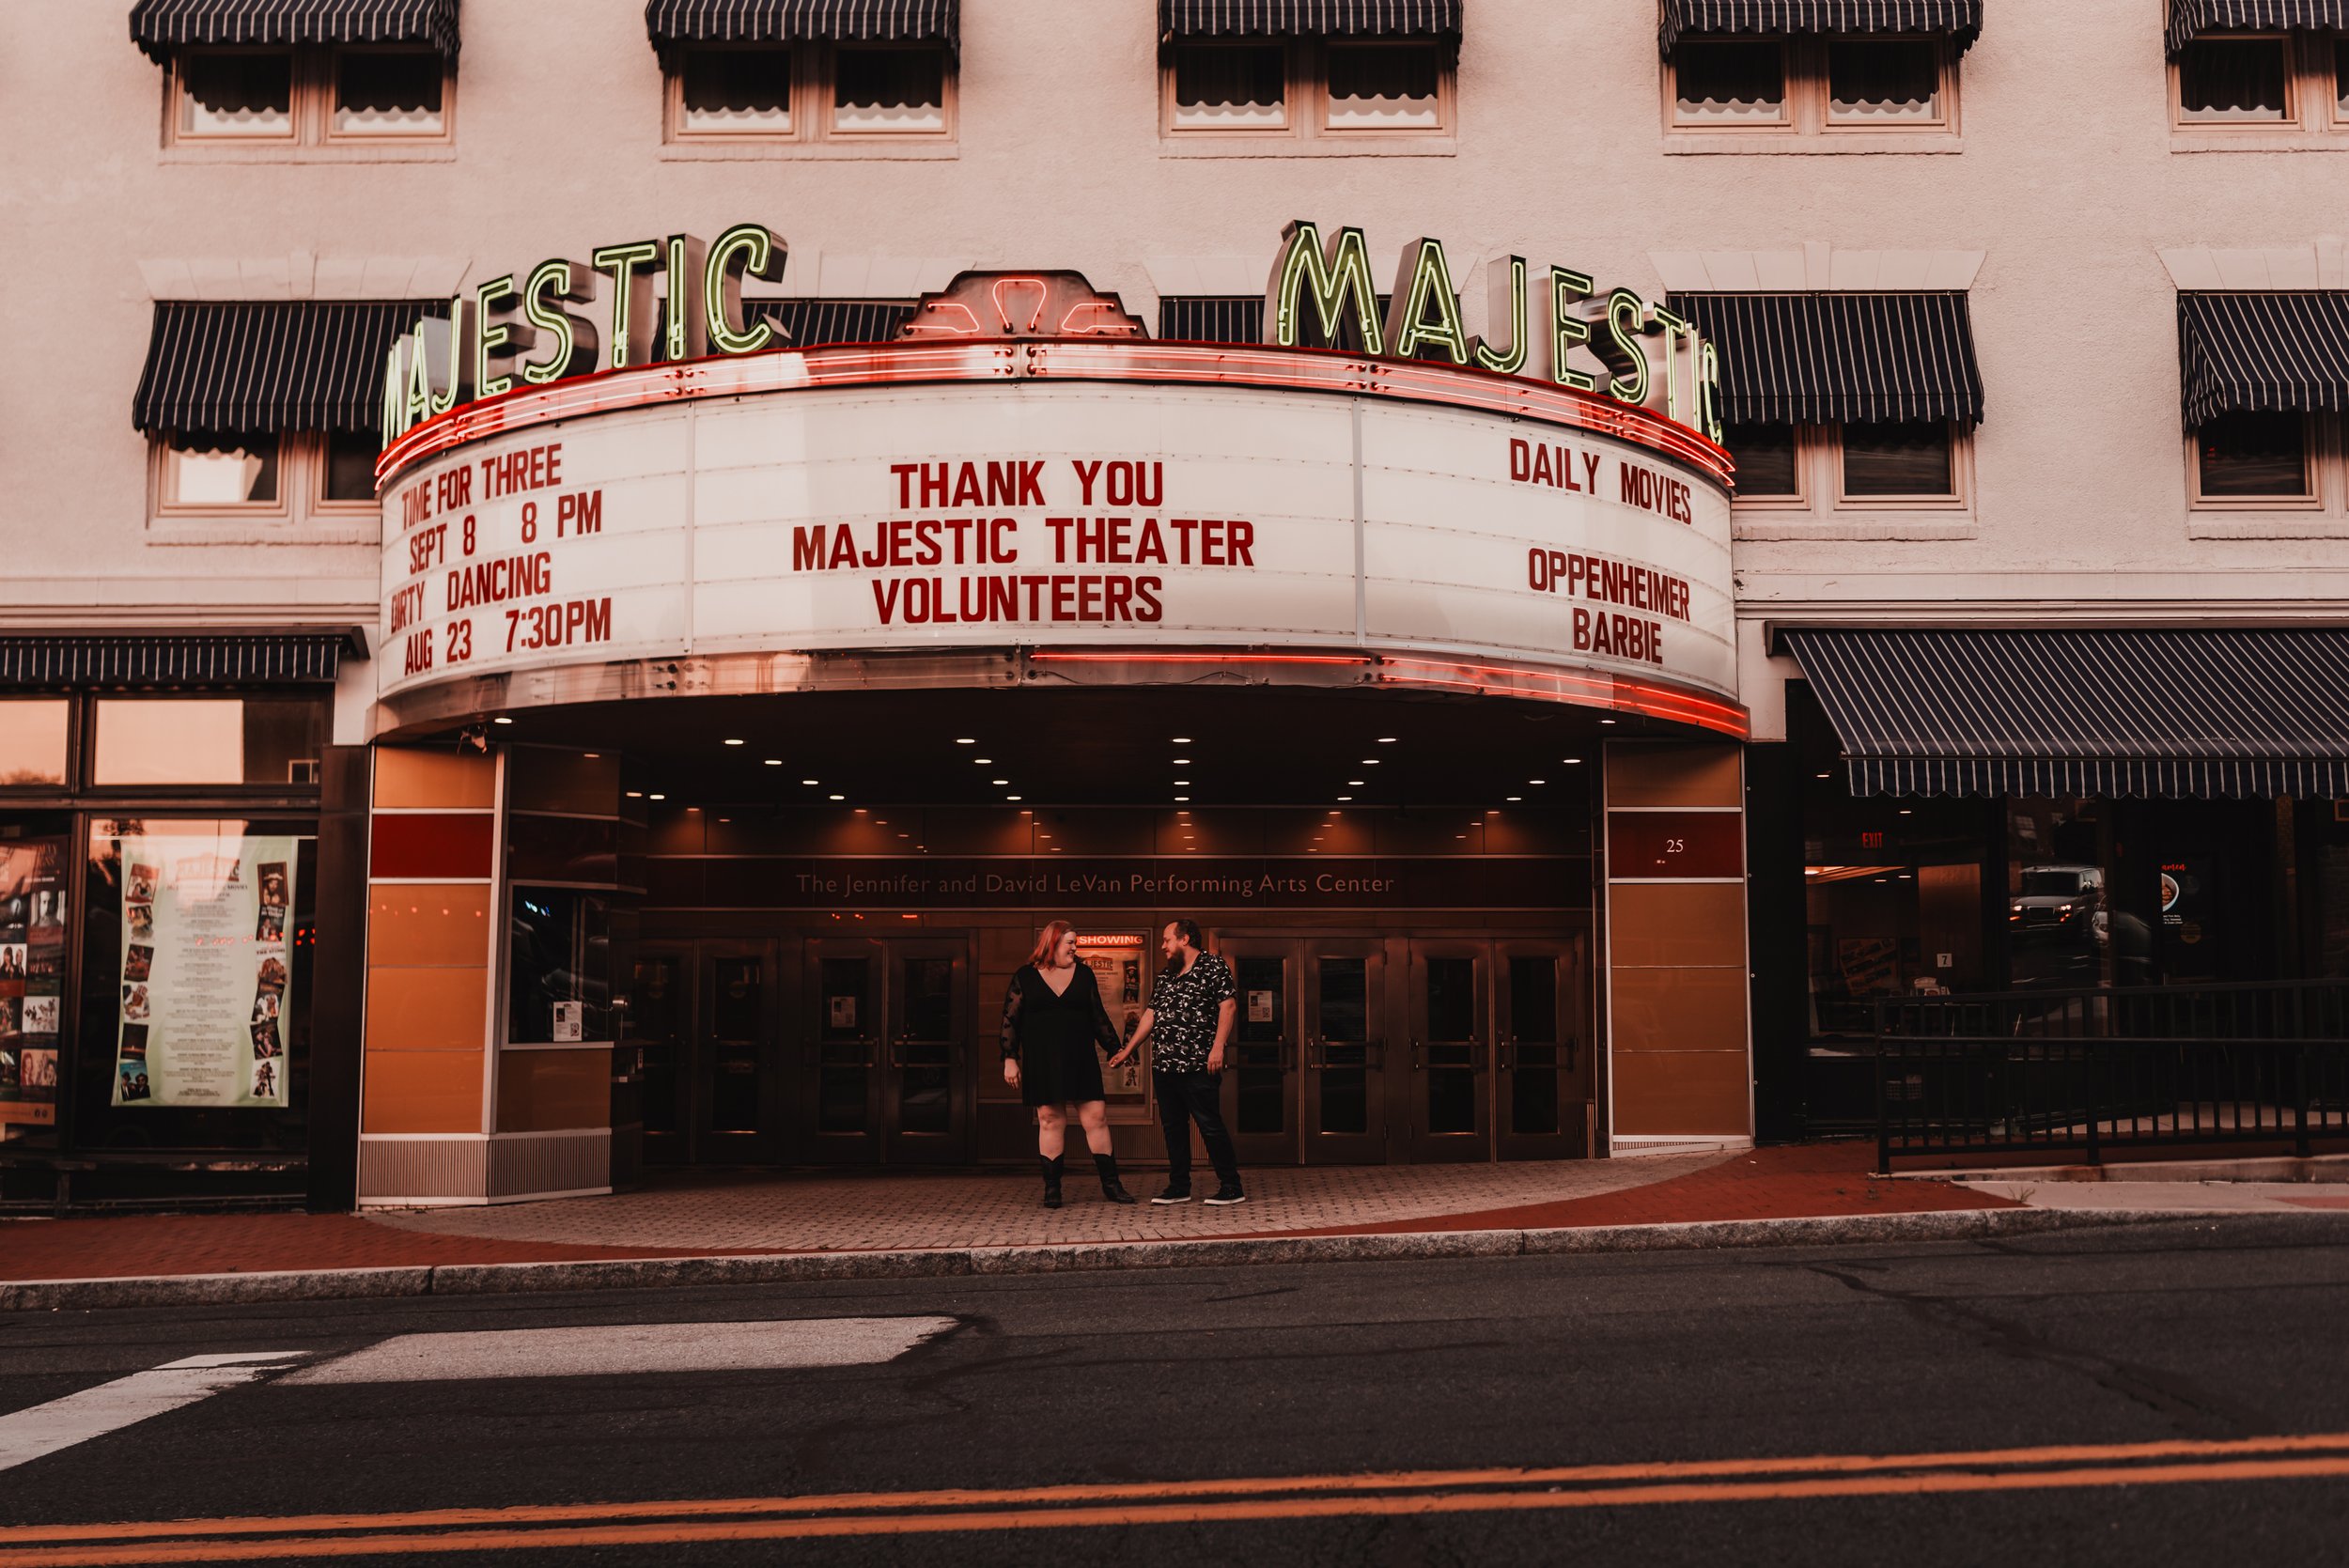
[{"xmin": 1029, "ymin": 919, "xmax": 1077, "ymax": 969}]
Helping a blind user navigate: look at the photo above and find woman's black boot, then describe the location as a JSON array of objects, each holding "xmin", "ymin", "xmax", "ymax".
[
  {"xmin": 1094, "ymin": 1152, "xmax": 1137, "ymax": 1204},
  {"xmin": 1041, "ymin": 1155, "xmax": 1065, "ymax": 1209}
]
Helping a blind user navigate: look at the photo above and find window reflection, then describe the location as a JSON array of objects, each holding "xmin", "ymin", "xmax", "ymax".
[
  {"xmin": 0, "ymin": 702, "xmax": 69, "ymax": 786},
  {"xmin": 91, "ymin": 700, "xmax": 322, "ymax": 786}
]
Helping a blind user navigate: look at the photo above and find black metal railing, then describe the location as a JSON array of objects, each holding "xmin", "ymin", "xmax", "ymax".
[{"xmin": 1874, "ymin": 980, "xmax": 2349, "ymax": 1172}]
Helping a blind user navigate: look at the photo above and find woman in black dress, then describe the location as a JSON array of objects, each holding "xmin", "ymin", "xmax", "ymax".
[{"xmin": 1003, "ymin": 919, "xmax": 1136, "ymax": 1208}]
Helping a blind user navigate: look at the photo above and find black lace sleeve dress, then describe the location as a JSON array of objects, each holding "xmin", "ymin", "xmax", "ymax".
[{"xmin": 1001, "ymin": 963, "xmax": 1123, "ymax": 1108}]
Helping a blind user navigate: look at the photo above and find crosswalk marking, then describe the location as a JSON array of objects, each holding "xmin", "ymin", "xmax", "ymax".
[
  {"xmin": 0, "ymin": 1353, "xmax": 303, "ymax": 1475},
  {"xmin": 280, "ymin": 1316, "xmax": 957, "ymax": 1385}
]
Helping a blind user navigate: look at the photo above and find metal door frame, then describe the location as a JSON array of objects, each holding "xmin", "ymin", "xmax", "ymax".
[
  {"xmin": 1401, "ymin": 939, "xmax": 1493, "ymax": 1162},
  {"xmin": 1300, "ymin": 938, "xmax": 1392, "ymax": 1163},
  {"xmin": 695, "ymin": 938, "xmax": 783, "ymax": 1164},
  {"xmin": 1494, "ymin": 932, "xmax": 1593, "ymax": 1159},
  {"xmin": 1214, "ymin": 935, "xmax": 1303, "ymax": 1167},
  {"xmin": 881, "ymin": 934, "xmax": 974, "ymax": 1165},
  {"xmin": 799, "ymin": 936, "xmax": 886, "ymax": 1163}
]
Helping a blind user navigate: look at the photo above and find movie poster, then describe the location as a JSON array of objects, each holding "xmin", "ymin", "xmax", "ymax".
[
  {"xmin": 110, "ymin": 831, "xmax": 298, "ymax": 1108},
  {"xmin": 0, "ymin": 837, "xmax": 66, "ymax": 1137},
  {"xmin": 1074, "ymin": 931, "xmax": 1150, "ymax": 1117}
]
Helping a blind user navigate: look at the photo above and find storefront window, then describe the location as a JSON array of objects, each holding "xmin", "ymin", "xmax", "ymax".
[
  {"xmin": 2004, "ymin": 800, "xmax": 2113, "ymax": 989},
  {"xmin": 508, "ymin": 888, "xmax": 614, "ymax": 1045},
  {"xmin": 91, "ymin": 698, "xmax": 323, "ymax": 786},
  {"xmin": 75, "ymin": 819, "xmax": 315, "ymax": 1150},
  {"xmin": 0, "ymin": 831, "xmax": 70, "ymax": 1146},
  {"xmin": 1803, "ymin": 792, "xmax": 1988, "ymax": 1035},
  {"xmin": 0, "ymin": 701, "xmax": 70, "ymax": 787}
]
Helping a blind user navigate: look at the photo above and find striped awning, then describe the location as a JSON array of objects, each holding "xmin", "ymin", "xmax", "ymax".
[
  {"xmin": 2178, "ymin": 292, "xmax": 2349, "ymax": 429},
  {"xmin": 1783, "ymin": 629, "xmax": 2349, "ymax": 800},
  {"xmin": 645, "ymin": 0, "xmax": 958, "ymax": 46},
  {"xmin": 1160, "ymin": 1, "xmax": 1462, "ymax": 39},
  {"xmin": 1659, "ymin": 1, "xmax": 1983, "ymax": 55},
  {"xmin": 0, "ymin": 635, "xmax": 345, "ymax": 688},
  {"xmin": 130, "ymin": 0, "xmax": 461, "ymax": 62},
  {"xmin": 2166, "ymin": 2, "xmax": 2349, "ymax": 56},
  {"xmin": 1668, "ymin": 292, "xmax": 1985, "ymax": 427},
  {"xmin": 132, "ymin": 301, "xmax": 443, "ymax": 438}
]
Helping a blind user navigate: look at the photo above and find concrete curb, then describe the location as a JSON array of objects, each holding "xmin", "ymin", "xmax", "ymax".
[{"xmin": 0, "ymin": 1205, "xmax": 2325, "ymax": 1313}]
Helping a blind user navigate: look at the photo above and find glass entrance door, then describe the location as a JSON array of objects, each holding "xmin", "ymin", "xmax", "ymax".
[
  {"xmin": 1301, "ymin": 941, "xmax": 1389, "ymax": 1162},
  {"xmin": 800, "ymin": 935, "xmax": 973, "ymax": 1164},
  {"xmin": 885, "ymin": 940, "xmax": 970, "ymax": 1163},
  {"xmin": 629, "ymin": 944, "xmax": 690, "ymax": 1165},
  {"xmin": 802, "ymin": 939, "xmax": 883, "ymax": 1162},
  {"xmin": 698, "ymin": 940, "xmax": 779, "ymax": 1162},
  {"xmin": 1495, "ymin": 936, "xmax": 1592, "ymax": 1158},
  {"xmin": 1405, "ymin": 941, "xmax": 1490, "ymax": 1161},
  {"xmin": 1220, "ymin": 939, "xmax": 1299, "ymax": 1165}
]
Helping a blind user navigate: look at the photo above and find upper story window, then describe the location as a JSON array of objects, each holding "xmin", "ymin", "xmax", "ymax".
[
  {"xmin": 2179, "ymin": 291, "xmax": 2349, "ymax": 512},
  {"xmin": 1163, "ymin": 36, "xmax": 1452, "ymax": 137},
  {"xmin": 1668, "ymin": 34, "xmax": 1954, "ymax": 134},
  {"xmin": 1657, "ymin": 3, "xmax": 1979, "ymax": 145},
  {"xmin": 164, "ymin": 46, "xmax": 451, "ymax": 147},
  {"xmin": 2165, "ymin": 4, "xmax": 2349, "ymax": 137},
  {"xmin": 131, "ymin": 0, "xmax": 461, "ymax": 151},
  {"xmin": 1675, "ymin": 292, "xmax": 1986, "ymax": 520},
  {"xmin": 647, "ymin": 0, "xmax": 960, "ymax": 147},
  {"xmin": 133, "ymin": 302, "xmax": 440, "ymax": 530}
]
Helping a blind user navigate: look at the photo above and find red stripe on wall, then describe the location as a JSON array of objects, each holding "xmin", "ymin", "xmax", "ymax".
[{"xmin": 371, "ymin": 813, "xmax": 496, "ymax": 880}]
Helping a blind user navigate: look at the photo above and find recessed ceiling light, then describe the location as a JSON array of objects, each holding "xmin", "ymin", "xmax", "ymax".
[
  {"xmin": 687, "ymin": 807, "xmax": 700, "ymax": 814},
  {"xmin": 992, "ymin": 779, "xmax": 1008, "ymax": 785},
  {"xmin": 855, "ymin": 808, "xmax": 867, "ymax": 815},
  {"xmin": 1006, "ymin": 795, "xmax": 1022, "ymax": 801},
  {"xmin": 1173, "ymin": 757, "xmax": 1190, "ymax": 764},
  {"xmin": 490, "ymin": 716, "xmax": 513, "ymax": 725},
  {"xmin": 974, "ymin": 757, "xmax": 991, "ymax": 765},
  {"xmin": 956, "ymin": 737, "xmax": 975, "ymax": 745},
  {"xmin": 802, "ymin": 779, "xmax": 819, "ymax": 785},
  {"xmin": 1600, "ymin": 719, "xmax": 1616, "ymax": 725},
  {"xmin": 1377, "ymin": 737, "xmax": 1397, "ymax": 743},
  {"xmin": 1172, "ymin": 736, "xmax": 1192, "ymax": 743},
  {"xmin": 1507, "ymin": 796, "xmax": 1522, "ymax": 802},
  {"xmin": 1174, "ymin": 779, "xmax": 1190, "ymax": 785},
  {"xmin": 1816, "ymin": 772, "xmax": 1832, "ymax": 780},
  {"xmin": 1174, "ymin": 796, "xmax": 1190, "ymax": 801},
  {"xmin": 829, "ymin": 794, "xmax": 844, "ymax": 800},
  {"xmin": 1563, "ymin": 758, "xmax": 1583, "ymax": 766},
  {"xmin": 583, "ymin": 753, "xmax": 599, "ymax": 759},
  {"xmin": 626, "ymin": 790, "xmax": 643, "ymax": 799},
  {"xmin": 1361, "ymin": 758, "xmax": 1379, "ymax": 765},
  {"xmin": 1530, "ymin": 778, "xmax": 1546, "ymax": 784},
  {"xmin": 649, "ymin": 793, "xmax": 666, "ymax": 800},
  {"xmin": 764, "ymin": 758, "xmax": 783, "ymax": 766},
  {"xmin": 1337, "ymin": 795, "xmax": 1353, "ymax": 801},
  {"xmin": 1348, "ymin": 779, "xmax": 1364, "ymax": 785},
  {"xmin": 723, "ymin": 737, "xmax": 744, "ymax": 746}
]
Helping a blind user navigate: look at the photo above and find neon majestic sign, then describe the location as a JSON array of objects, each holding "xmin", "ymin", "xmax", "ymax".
[{"xmin": 381, "ymin": 220, "xmax": 1725, "ymax": 449}]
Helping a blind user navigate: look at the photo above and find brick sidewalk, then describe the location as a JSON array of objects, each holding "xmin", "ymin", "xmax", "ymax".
[{"xmin": 0, "ymin": 1143, "xmax": 2016, "ymax": 1284}]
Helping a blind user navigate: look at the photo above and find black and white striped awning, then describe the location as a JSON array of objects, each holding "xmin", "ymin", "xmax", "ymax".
[
  {"xmin": 130, "ymin": 0, "xmax": 461, "ymax": 62},
  {"xmin": 2166, "ymin": 2, "xmax": 2349, "ymax": 56},
  {"xmin": 1783, "ymin": 629, "xmax": 2349, "ymax": 800},
  {"xmin": 1667, "ymin": 292, "xmax": 1984, "ymax": 427},
  {"xmin": 645, "ymin": 0, "xmax": 958, "ymax": 47},
  {"xmin": 132, "ymin": 301, "xmax": 443, "ymax": 438},
  {"xmin": 1161, "ymin": 1, "xmax": 1461, "ymax": 39},
  {"xmin": 0, "ymin": 635, "xmax": 345, "ymax": 688},
  {"xmin": 1659, "ymin": 1, "xmax": 1983, "ymax": 55},
  {"xmin": 2178, "ymin": 292, "xmax": 2349, "ymax": 429}
]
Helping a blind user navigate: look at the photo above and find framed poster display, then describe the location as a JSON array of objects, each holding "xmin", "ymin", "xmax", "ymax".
[{"xmin": 1075, "ymin": 931, "xmax": 1152, "ymax": 1123}]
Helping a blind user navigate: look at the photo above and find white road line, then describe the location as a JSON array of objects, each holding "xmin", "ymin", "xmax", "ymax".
[
  {"xmin": 281, "ymin": 1316, "xmax": 958, "ymax": 1385},
  {"xmin": 0, "ymin": 1352, "xmax": 303, "ymax": 1474}
]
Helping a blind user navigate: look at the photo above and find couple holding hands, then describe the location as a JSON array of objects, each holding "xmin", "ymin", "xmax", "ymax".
[{"xmin": 1002, "ymin": 918, "xmax": 1246, "ymax": 1210}]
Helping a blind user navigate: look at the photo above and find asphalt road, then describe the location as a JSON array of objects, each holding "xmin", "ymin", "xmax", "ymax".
[{"xmin": 3, "ymin": 1215, "xmax": 2348, "ymax": 1566}]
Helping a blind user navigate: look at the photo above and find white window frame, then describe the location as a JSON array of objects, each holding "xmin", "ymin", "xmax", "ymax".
[
  {"xmin": 1667, "ymin": 33, "xmax": 1955, "ymax": 137},
  {"xmin": 1161, "ymin": 37, "xmax": 1454, "ymax": 141},
  {"xmin": 1729, "ymin": 421, "xmax": 1971, "ymax": 512},
  {"xmin": 165, "ymin": 43, "xmax": 456, "ymax": 149},
  {"xmin": 149, "ymin": 431, "xmax": 374, "ymax": 524},
  {"xmin": 662, "ymin": 40, "xmax": 957, "ymax": 145},
  {"xmin": 2186, "ymin": 412, "xmax": 2327, "ymax": 510}
]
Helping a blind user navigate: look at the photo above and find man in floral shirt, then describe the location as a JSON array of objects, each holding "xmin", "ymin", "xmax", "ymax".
[{"xmin": 1112, "ymin": 919, "xmax": 1243, "ymax": 1204}]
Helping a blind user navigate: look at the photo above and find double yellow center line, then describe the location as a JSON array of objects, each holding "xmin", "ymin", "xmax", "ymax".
[{"xmin": 8, "ymin": 1431, "xmax": 2348, "ymax": 1562}]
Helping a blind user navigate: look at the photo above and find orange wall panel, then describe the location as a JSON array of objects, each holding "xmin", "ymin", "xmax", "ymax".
[
  {"xmin": 1611, "ymin": 1050, "xmax": 1750, "ymax": 1137},
  {"xmin": 375, "ymin": 748, "xmax": 497, "ymax": 810},
  {"xmin": 496, "ymin": 1048, "xmax": 614, "ymax": 1133},
  {"xmin": 1610, "ymin": 883, "xmax": 1748, "ymax": 969},
  {"xmin": 1606, "ymin": 742, "xmax": 1742, "ymax": 808},
  {"xmin": 367, "ymin": 885, "xmax": 494, "ymax": 968},
  {"xmin": 1610, "ymin": 966, "xmax": 1749, "ymax": 1057},
  {"xmin": 365, "ymin": 966, "xmax": 489, "ymax": 1053},
  {"xmin": 360, "ymin": 1049, "xmax": 485, "ymax": 1134}
]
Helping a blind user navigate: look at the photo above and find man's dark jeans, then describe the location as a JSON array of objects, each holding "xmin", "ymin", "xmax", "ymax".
[{"xmin": 1155, "ymin": 1068, "xmax": 1241, "ymax": 1192}]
